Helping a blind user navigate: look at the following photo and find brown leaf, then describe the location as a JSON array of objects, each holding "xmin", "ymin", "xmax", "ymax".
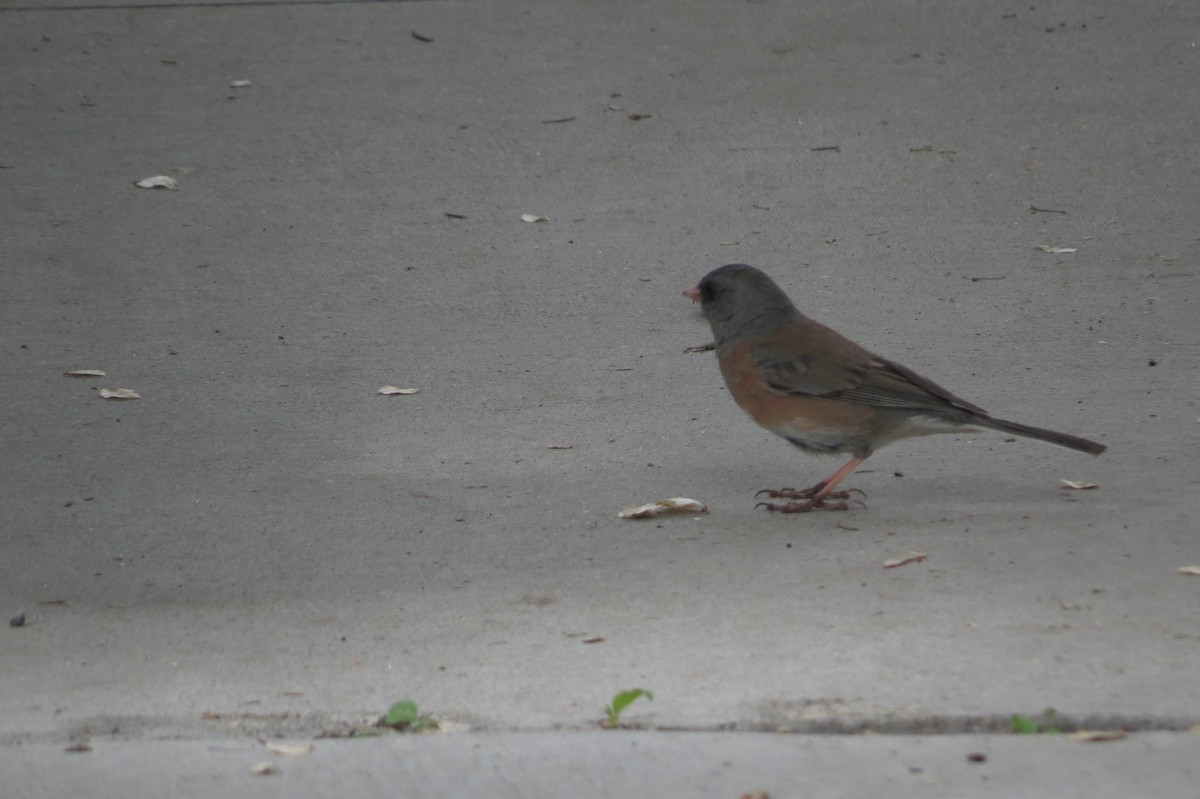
[
  {"xmin": 619, "ymin": 497, "xmax": 708, "ymax": 519},
  {"xmin": 134, "ymin": 175, "xmax": 178, "ymax": 190},
  {"xmin": 884, "ymin": 552, "xmax": 927, "ymax": 569},
  {"xmin": 1060, "ymin": 479, "xmax": 1099, "ymax": 490},
  {"xmin": 263, "ymin": 741, "xmax": 314, "ymax": 756},
  {"xmin": 1066, "ymin": 730, "xmax": 1127, "ymax": 743}
]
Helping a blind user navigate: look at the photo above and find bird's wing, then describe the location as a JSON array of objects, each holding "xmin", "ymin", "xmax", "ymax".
[{"xmin": 752, "ymin": 346, "xmax": 988, "ymax": 416}]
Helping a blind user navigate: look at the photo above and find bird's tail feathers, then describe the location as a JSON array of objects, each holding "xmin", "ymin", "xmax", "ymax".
[{"xmin": 978, "ymin": 416, "xmax": 1106, "ymax": 455}]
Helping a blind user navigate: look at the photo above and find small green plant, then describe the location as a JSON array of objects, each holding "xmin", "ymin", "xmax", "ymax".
[
  {"xmin": 380, "ymin": 699, "xmax": 439, "ymax": 732},
  {"xmin": 603, "ymin": 688, "xmax": 654, "ymax": 728},
  {"xmin": 1012, "ymin": 708, "xmax": 1060, "ymax": 735}
]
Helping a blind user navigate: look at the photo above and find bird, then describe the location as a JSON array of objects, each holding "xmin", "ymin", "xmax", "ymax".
[{"xmin": 682, "ymin": 263, "xmax": 1105, "ymax": 512}]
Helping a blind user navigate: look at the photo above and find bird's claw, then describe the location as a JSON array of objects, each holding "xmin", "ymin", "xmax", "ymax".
[
  {"xmin": 683, "ymin": 342, "xmax": 716, "ymax": 354},
  {"xmin": 755, "ymin": 486, "xmax": 866, "ymax": 501},
  {"xmin": 755, "ymin": 496, "xmax": 867, "ymax": 513}
]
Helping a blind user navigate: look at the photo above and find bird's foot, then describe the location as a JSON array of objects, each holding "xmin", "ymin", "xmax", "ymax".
[
  {"xmin": 755, "ymin": 486, "xmax": 865, "ymax": 501},
  {"xmin": 754, "ymin": 486, "xmax": 866, "ymax": 513},
  {"xmin": 755, "ymin": 496, "xmax": 862, "ymax": 513},
  {"xmin": 683, "ymin": 341, "xmax": 716, "ymax": 354}
]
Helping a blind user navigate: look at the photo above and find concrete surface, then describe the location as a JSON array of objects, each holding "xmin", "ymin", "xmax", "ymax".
[
  {"xmin": 2, "ymin": 0, "xmax": 1198, "ymax": 794},
  {"xmin": 6, "ymin": 732, "xmax": 1199, "ymax": 799}
]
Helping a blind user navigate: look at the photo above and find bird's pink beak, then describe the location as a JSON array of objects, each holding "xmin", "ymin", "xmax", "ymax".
[{"xmin": 683, "ymin": 285, "xmax": 701, "ymax": 302}]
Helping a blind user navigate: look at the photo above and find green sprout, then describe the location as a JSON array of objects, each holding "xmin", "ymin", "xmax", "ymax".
[
  {"xmin": 603, "ymin": 688, "xmax": 654, "ymax": 728},
  {"xmin": 380, "ymin": 699, "xmax": 439, "ymax": 732},
  {"xmin": 1012, "ymin": 708, "xmax": 1061, "ymax": 735}
]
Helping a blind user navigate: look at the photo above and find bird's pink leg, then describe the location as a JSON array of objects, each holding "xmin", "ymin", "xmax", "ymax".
[{"xmin": 756, "ymin": 456, "xmax": 867, "ymax": 513}]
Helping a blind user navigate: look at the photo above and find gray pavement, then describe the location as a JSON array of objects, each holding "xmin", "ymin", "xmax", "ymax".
[{"xmin": 2, "ymin": 0, "xmax": 1198, "ymax": 794}]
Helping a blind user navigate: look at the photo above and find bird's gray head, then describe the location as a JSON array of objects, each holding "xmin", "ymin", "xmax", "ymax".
[{"xmin": 684, "ymin": 263, "xmax": 800, "ymax": 345}]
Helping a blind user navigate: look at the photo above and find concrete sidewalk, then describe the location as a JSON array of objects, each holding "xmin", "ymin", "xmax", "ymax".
[{"xmin": 3, "ymin": 0, "xmax": 1198, "ymax": 794}]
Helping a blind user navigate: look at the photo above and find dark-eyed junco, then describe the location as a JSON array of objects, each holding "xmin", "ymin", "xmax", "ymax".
[{"xmin": 683, "ymin": 263, "xmax": 1105, "ymax": 512}]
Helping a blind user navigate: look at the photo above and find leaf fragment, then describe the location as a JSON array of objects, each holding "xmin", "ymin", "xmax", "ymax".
[
  {"xmin": 381, "ymin": 699, "xmax": 439, "ymax": 731},
  {"xmin": 263, "ymin": 741, "xmax": 314, "ymax": 756},
  {"xmin": 1067, "ymin": 730, "xmax": 1127, "ymax": 743},
  {"xmin": 1060, "ymin": 480, "xmax": 1099, "ymax": 490},
  {"xmin": 884, "ymin": 552, "xmax": 927, "ymax": 569},
  {"xmin": 378, "ymin": 386, "xmax": 419, "ymax": 395},
  {"xmin": 619, "ymin": 497, "xmax": 708, "ymax": 519},
  {"xmin": 99, "ymin": 387, "xmax": 140, "ymax": 400},
  {"xmin": 134, "ymin": 175, "xmax": 178, "ymax": 190},
  {"xmin": 64, "ymin": 369, "xmax": 106, "ymax": 377},
  {"xmin": 520, "ymin": 213, "xmax": 548, "ymax": 223}
]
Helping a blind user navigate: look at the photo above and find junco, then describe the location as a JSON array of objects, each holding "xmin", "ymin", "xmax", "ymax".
[{"xmin": 683, "ymin": 263, "xmax": 1105, "ymax": 512}]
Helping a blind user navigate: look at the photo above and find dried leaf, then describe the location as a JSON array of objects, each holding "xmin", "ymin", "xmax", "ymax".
[
  {"xmin": 99, "ymin": 387, "xmax": 140, "ymax": 400},
  {"xmin": 134, "ymin": 175, "xmax": 178, "ymax": 190},
  {"xmin": 263, "ymin": 741, "xmax": 314, "ymax": 756},
  {"xmin": 1177, "ymin": 566, "xmax": 1200, "ymax": 576},
  {"xmin": 378, "ymin": 386, "xmax": 419, "ymax": 395},
  {"xmin": 1035, "ymin": 245, "xmax": 1077, "ymax": 253},
  {"xmin": 229, "ymin": 79, "xmax": 252, "ymax": 87},
  {"xmin": 520, "ymin": 213, "xmax": 548, "ymax": 223},
  {"xmin": 1067, "ymin": 730, "xmax": 1127, "ymax": 743},
  {"xmin": 619, "ymin": 497, "xmax": 708, "ymax": 519},
  {"xmin": 1060, "ymin": 480, "xmax": 1099, "ymax": 490},
  {"xmin": 884, "ymin": 552, "xmax": 927, "ymax": 569},
  {"xmin": 64, "ymin": 369, "xmax": 106, "ymax": 377},
  {"xmin": 251, "ymin": 761, "xmax": 278, "ymax": 775}
]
